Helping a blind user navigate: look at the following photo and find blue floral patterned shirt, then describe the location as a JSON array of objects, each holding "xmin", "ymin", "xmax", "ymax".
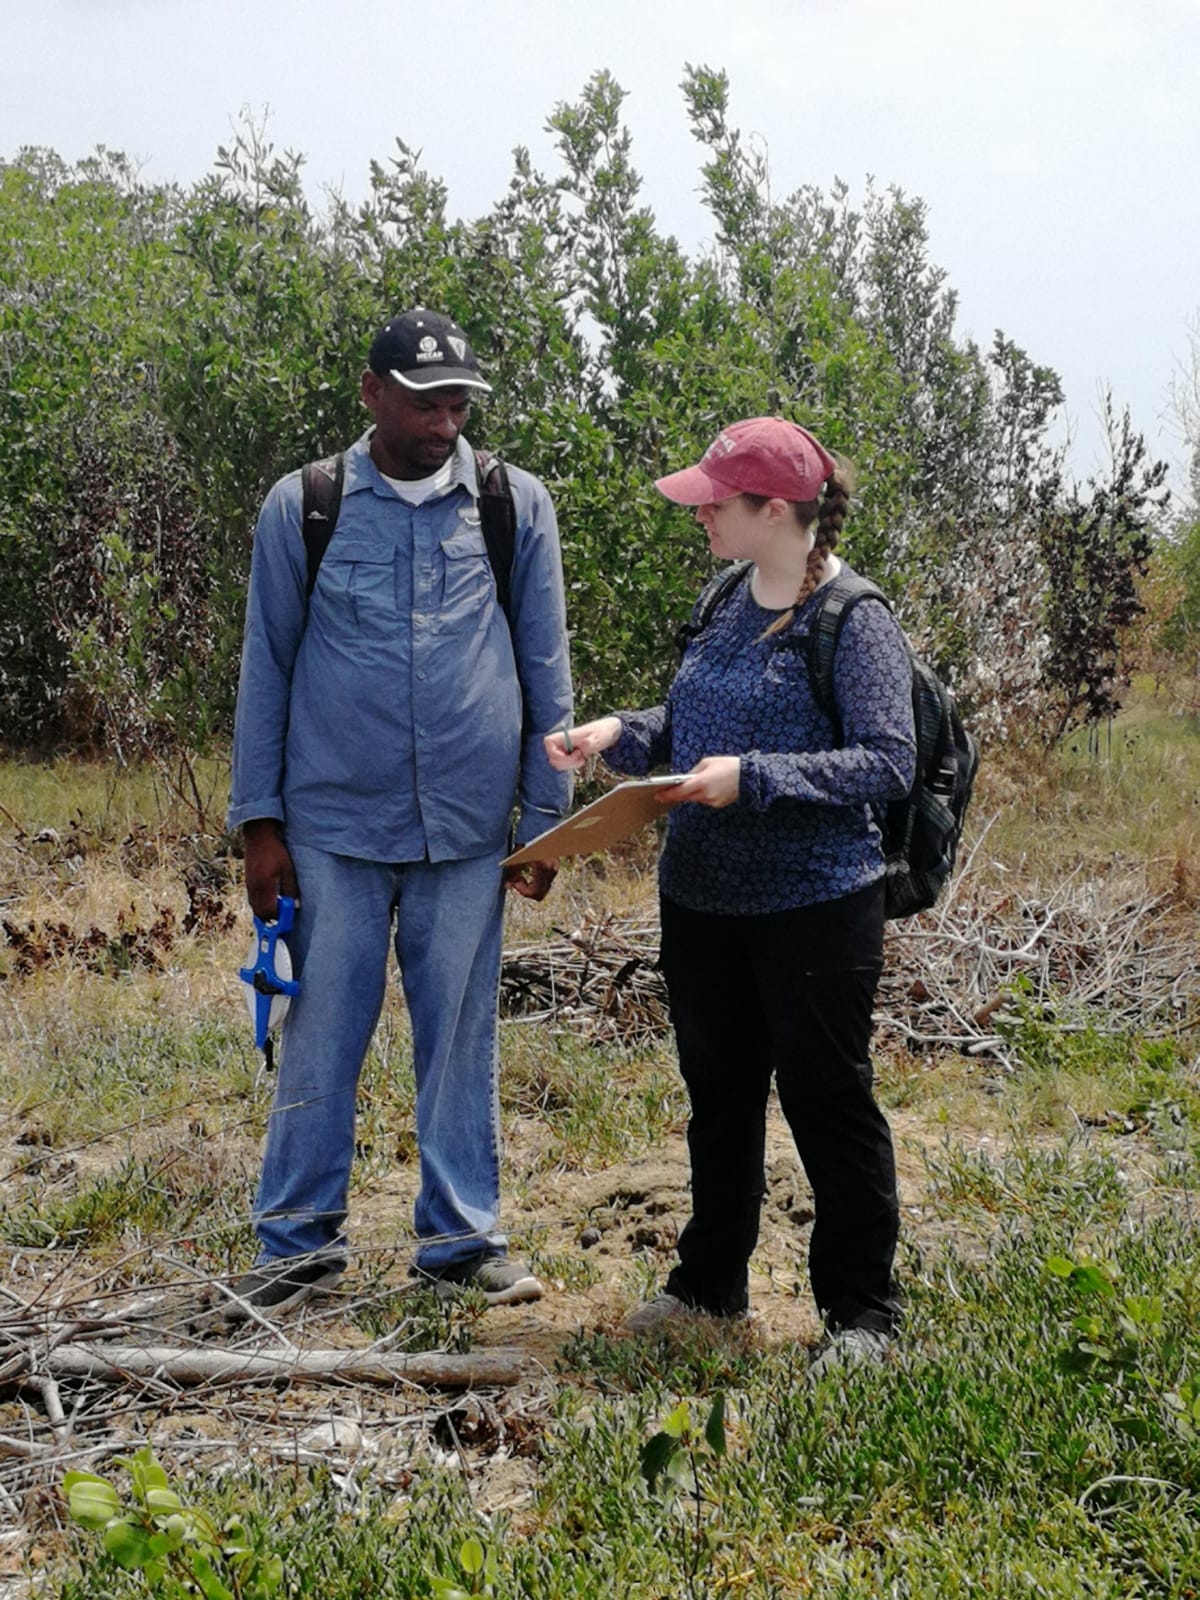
[{"xmin": 606, "ymin": 563, "xmax": 916, "ymax": 915}]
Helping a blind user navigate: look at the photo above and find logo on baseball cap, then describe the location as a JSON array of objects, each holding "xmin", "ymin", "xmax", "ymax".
[
  {"xmin": 655, "ymin": 417, "xmax": 836, "ymax": 505},
  {"xmin": 368, "ymin": 309, "xmax": 493, "ymax": 393}
]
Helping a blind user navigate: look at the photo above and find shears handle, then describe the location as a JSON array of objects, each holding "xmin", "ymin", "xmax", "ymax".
[{"xmin": 238, "ymin": 895, "xmax": 300, "ymax": 1050}]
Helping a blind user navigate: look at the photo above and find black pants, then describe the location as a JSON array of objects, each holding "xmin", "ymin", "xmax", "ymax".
[{"xmin": 659, "ymin": 882, "xmax": 899, "ymax": 1334}]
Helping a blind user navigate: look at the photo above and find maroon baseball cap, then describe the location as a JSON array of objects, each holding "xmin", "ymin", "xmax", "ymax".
[{"xmin": 655, "ymin": 417, "xmax": 837, "ymax": 505}]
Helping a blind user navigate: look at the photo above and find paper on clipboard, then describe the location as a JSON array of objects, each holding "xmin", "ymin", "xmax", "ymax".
[{"xmin": 502, "ymin": 776, "xmax": 686, "ymax": 866}]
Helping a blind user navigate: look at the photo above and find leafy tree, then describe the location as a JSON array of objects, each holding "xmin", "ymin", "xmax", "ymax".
[
  {"xmin": 0, "ymin": 148, "xmax": 181, "ymax": 744},
  {"xmin": 152, "ymin": 115, "xmax": 377, "ymax": 733},
  {"xmin": 1039, "ymin": 396, "xmax": 1168, "ymax": 743},
  {"xmin": 1157, "ymin": 519, "xmax": 1200, "ymax": 665},
  {"xmin": 0, "ymin": 79, "xmax": 1173, "ymax": 762},
  {"xmin": 1153, "ymin": 311, "xmax": 1200, "ymax": 692},
  {"xmin": 1168, "ymin": 311, "xmax": 1200, "ymax": 524}
]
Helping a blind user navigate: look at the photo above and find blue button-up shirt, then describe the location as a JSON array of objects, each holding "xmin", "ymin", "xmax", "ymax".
[{"xmin": 228, "ymin": 431, "xmax": 573, "ymax": 861}]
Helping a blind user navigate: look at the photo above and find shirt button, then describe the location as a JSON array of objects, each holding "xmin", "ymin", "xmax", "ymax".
[{"xmin": 417, "ymin": 671, "xmax": 426, "ymax": 680}]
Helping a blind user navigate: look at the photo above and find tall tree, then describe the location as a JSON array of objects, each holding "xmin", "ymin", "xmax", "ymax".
[{"xmin": 1040, "ymin": 396, "xmax": 1167, "ymax": 742}]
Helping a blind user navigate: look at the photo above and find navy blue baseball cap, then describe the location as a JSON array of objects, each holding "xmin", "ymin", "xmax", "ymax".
[{"xmin": 367, "ymin": 309, "xmax": 492, "ymax": 393}]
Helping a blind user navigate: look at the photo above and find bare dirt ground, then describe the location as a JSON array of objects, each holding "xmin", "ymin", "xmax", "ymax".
[{"xmin": 351, "ymin": 1095, "xmax": 987, "ymax": 1365}]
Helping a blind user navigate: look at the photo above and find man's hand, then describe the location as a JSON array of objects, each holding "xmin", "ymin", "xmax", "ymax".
[
  {"xmin": 503, "ymin": 860, "xmax": 558, "ymax": 902},
  {"xmin": 242, "ymin": 820, "xmax": 299, "ymax": 920},
  {"xmin": 659, "ymin": 756, "xmax": 741, "ymax": 810}
]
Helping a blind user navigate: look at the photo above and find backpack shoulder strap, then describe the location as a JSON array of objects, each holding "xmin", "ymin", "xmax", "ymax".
[
  {"xmin": 674, "ymin": 560, "xmax": 753, "ymax": 656},
  {"xmin": 301, "ymin": 453, "xmax": 345, "ymax": 599},
  {"xmin": 805, "ymin": 570, "xmax": 894, "ymax": 721},
  {"xmin": 475, "ymin": 449, "xmax": 517, "ymax": 623}
]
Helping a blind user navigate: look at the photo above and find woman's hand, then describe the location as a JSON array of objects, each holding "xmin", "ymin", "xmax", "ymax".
[
  {"xmin": 543, "ymin": 716, "xmax": 623, "ymax": 772},
  {"xmin": 661, "ymin": 756, "xmax": 741, "ymax": 809}
]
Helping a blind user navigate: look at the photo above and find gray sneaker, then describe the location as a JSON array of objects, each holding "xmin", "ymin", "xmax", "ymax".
[
  {"xmin": 622, "ymin": 1292, "xmax": 753, "ymax": 1335},
  {"xmin": 622, "ymin": 1292, "xmax": 695, "ymax": 1334},
  {"xmin": 809, "ymin": 1327, "xmax": 892, "ymax": 1377},
  {"xmin": 221, "ymin": 1252, "xmax": 346, "ymax": 1323},
  {"xmin": 420, "ymin": 1254, "xmax": 543, "ymax": 1306}
]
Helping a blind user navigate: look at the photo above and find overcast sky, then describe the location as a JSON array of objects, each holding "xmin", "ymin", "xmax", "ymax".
[{"xmin": 3, "ymin": 0, "xmax": 1197, "ymax": 497}]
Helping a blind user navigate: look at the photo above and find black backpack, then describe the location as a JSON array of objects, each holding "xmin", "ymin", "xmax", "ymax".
[
  {"xmin": 300, "ymin": 449, "xmax": 518, "ymax": 618},
  {"xmin": 679, "ymin": 561, "xmax": 980, "ymax": 920}
]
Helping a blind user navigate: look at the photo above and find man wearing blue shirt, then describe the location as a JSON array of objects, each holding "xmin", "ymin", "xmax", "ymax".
[{"xmin": 225, "ymin": 309, "xmax": 573, "ymax": 1318}]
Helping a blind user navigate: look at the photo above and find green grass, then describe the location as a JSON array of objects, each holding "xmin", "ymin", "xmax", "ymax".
[
  {"xmin": 919, "ymin": 1136, "xmax": 1135, "ymax": 1230},
  {"xmin": 53, "ymin": 1206, "xmax": 1200, "ymax": 1595},
  {"xmin": 500, "ymin": 1029, "xmax": 687, "ymax": 1172},
  {"xmin": 1, "ymin": 1011, "xmax": 257, "ymax": 1143},
  {"xmin": 38, "ymin": 1191, "xmax": 1200, "ymax": 1594},
  {"xmin": 0, "ymin": 1146, "xmax": 242, "ymax": 1250},
  {"xmin": 0, "ymin": 750, "xmax": 231, "ymax": 839},
  {"xmin": 343, "ymin": 1257, "xmax": 483, "ymax": 1350},
  {"xmin": 555, "ymin": 1212, "xmax": 1196, "ymax": 1591},
  {"xmin": 25, "ymin": 1080, "xmax": 1200, "ymax": 1600},
  {"xmin": 44, "ymin": 1004, "xmax": 1200, "ymax": 1599}
]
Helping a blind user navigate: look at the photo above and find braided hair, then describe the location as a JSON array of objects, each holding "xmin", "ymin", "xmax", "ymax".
[{"xmin": 754, "ymin": 460, "xmax": 854, "ymax": 639}]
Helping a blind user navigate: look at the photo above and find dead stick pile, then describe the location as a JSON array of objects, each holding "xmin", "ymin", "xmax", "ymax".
[
  {"xmin": 501, "ymin": 860, "xmax": 1200, "ymax": 1072},
  {"xmin": 501, "ymin": 917, "xmax": 669, "ymax": 1044},
  {"xmin": 0, "ymin": 1270, "xmax": 541, "ymax": 1507}
]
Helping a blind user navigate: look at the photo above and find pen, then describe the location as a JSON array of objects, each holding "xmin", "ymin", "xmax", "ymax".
[{"xmin": 560, "ymin": 723, "xmax": 574, "ymax": 754}]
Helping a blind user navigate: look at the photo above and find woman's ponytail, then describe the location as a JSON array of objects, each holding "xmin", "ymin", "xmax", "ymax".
[{"xmin": 757, "ymin": 458, "xmax": 854, "ymax": 639}]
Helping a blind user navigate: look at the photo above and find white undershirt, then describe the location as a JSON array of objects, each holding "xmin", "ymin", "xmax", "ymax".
[{"xmin": 379, "ymin": 461, "xmax": 455, "ymax": 505}]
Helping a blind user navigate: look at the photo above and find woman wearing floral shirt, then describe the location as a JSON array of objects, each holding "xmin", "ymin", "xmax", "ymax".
[{"xmin": 545, "ymin": 417, "xmax": 916, "ymax": 1371}]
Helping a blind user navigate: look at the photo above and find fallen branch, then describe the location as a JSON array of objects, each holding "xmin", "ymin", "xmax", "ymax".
[
  {"xmin": 43, "ymin": 1343, "xmax": 533, "ymax": 1390},
  {"xmin": 0, "ymin": 1433, "xmax": 47, "ymax": 1460},
  {"xmin": 23, "ymin": 1373, "xmax": 69, "ymax": 1439}
]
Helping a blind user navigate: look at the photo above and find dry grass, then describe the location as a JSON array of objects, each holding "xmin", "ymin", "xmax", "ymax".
[
  {"xmin": 5, "ymin": 684, "xmax": 1200, "ymax": 1142},
  {"xmin": 979, "ymin": 685, "xmax": 1200, "ymax": 897}
]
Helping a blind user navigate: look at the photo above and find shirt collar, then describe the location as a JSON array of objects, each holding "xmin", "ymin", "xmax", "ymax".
[{"xmin": 345, "ymin": 429, "xmax": 478, "ymax": 499}]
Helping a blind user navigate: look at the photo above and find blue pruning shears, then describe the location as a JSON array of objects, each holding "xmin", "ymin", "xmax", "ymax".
[{"xmin": 238, "ymin": 895, "xmax": 300, "ymax": 1070}]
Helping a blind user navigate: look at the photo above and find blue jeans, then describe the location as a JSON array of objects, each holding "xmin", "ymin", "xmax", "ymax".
[{"xmin": 253, "ymin": 842, "xmax": 507, "ymax": 1273}]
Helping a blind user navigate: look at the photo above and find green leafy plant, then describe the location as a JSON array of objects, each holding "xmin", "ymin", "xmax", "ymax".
[
  {"xmin": 1047, "ymin": 1252, "xmax": 1155, "ymax": 1374},
  {"xmin": 63, "ymin": 1447, "xmax": 283, "ymax": 1599},
  {"xmin": 1046, "ymin": 1248, "xmax": 1200, "ymax": 1450},
  {"xmin": 429, "ymin": 1535, "xmax": 499, "ymax": 1599},
  {"xmin": 640, "ymin": 1394, "xmax": 729, "ymax": 1599},
  {"xmin": 1163, "ymin": 1372, "xmax": 1200, "ymax": 1441}
]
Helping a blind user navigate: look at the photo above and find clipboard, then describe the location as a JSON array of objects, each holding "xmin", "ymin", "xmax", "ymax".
[{"xmin": 502, "ymin": 777, "xmax": 686, "ymax": 866}]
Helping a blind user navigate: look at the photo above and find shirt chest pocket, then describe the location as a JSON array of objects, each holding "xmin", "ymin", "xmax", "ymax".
[
  {"xmin": 317, "ymin": 539, "xmax": 397, "ymax": 630},
  {"xmin": 439, "ymin": 527, "xmax": 494, "ymax": 620}
]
